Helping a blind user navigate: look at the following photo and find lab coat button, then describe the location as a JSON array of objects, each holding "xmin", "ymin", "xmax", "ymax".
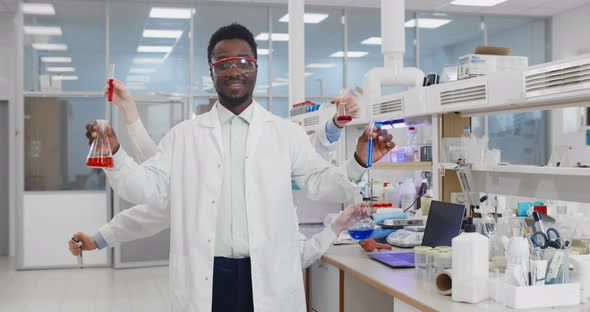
[
  {"xmin": 205, "ymin": 276, "xmax": 209, "ymax": 281},
  {"xmin": 211, "ymin": 200, "xmax": 215, "ymax": 204}
]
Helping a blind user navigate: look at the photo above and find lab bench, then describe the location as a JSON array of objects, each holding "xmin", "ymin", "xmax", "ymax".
[{"xmin": 309, "ymin": 244, "xmax": 590, "ymax": 312}]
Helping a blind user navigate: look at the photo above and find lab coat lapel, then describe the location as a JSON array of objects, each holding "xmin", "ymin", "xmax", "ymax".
[
  {"xmin": 196, "ymin": 103, "xmax": 224, "ymax": 163},
  {"xmin": 245, "ymin": 101, "xmax": 271, "ymax": 159}
]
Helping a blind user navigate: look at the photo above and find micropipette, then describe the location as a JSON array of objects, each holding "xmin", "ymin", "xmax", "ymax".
[
  {"xmin": 107, "ymin": 64, "xmax": 115, "ymax": 103},
  {"xmin": 71, "ymin": 237, "xmax": 84, "ymax": 269}
]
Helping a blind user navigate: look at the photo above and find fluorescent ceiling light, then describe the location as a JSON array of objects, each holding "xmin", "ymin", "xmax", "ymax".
[
  {"xmin": 143, "ymin": 29, "xmax": 183, "ymax": 39},
  {"xmin": 46, "ymin": 67, "xmax": 75, "ymax": 72},
  {"xmin": 361, "ymin": 37, "xmax": 382, "ymax": 45},
  {"xmin": 451, "ymin": 0, "xmax": 508, "ymax": 6},
  {"xmin": 137, "ymin": 45, "xmax": 173, "ymax": 53},
  {"xmin": 149, "ymin": 7, "xmax": 192, "ymax": 19},
  {"xmin": 304, "ymin": 72, "xmax": 314, "ymax": 77},
  {"xmin": 257, "ymin": 48, "xmax": 272, "ymax": 55},
  {"xmin": 306, "ymin": 63, "xmax": 337, "ymax": 69},
  {"xmin": 405, "ymin": 18, "xmax": 452, "ymax": 29},
  {"xmin": 24, "ymin": 26, "xmax": 62, "ymax": 36},
  {"xmin": 279, "ymin": 13, "xmax": 329, "ymax": 24},
  {"xmin": 22, "ymin": 3, "xmax": 55, "ymax": 15},
  {"xmin": 32, "ymin": 43, "xmax": 67, "ymax": 51},
  {"xmin": 129, "ymin": 68, "xmax": 156, "ymax": 74},
  {"xmin": 133, "ymin": 57, "xmax": 164, "ymax": 64},
  {"xmin": 41, "ymin": 56, "xmax": 72, "ymax": 63},
  {"xmin": 51, "ymin": 75, "xmax": 78, "ymax": 81},
  {"xmin": 330, "ymin": 51, "xmax": 368, "ymax": 58},
  {"xmin": 255, "ymin": 32, "xmax": 289, "ymax": 41},
  {"xmin": 126, "ymin": 75, "xmax": 150, "ymax": 82}
]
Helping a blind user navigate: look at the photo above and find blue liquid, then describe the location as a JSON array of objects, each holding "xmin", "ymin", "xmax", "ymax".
[{"xmin": 348, "ymin": 229, "xmax": 374, "ymax": 240}]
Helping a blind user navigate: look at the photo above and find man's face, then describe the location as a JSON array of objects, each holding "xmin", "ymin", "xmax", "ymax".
[{"xmin": 210, "ymin": 39, "xmax": 257, "ymax": 107}]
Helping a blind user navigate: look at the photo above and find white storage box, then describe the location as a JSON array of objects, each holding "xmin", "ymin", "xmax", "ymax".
[
  {"xmin": 458, "ymin": 54, "xmax": 528, "ymax": 80},
  {"xmin": 503, "ymin": 283, "xmax": 580, "ymax": 309}
]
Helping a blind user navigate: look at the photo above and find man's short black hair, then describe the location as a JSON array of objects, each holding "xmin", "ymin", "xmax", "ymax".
[{"xmin": 207, "ymin": 23, "xmax": 257, "ymax": 64}]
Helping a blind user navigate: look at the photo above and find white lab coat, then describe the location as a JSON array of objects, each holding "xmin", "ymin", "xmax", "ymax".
[
  {"xmin": 104, "ymin": 101, "xmax": 362, "ymax": 312},
  {"xmin": 99, "ymin": 117, "xmax": 346, "ymax": 269}
]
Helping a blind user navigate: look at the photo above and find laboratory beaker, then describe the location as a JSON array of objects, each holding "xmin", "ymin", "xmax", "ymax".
[
  {"xmin": 86, "ymin": 119, "xmax": 113, "ymax": 168},
  {"xmin": 348, "ymin": 211, "xmax": 376, "ymax": 240},
  {"xmin": 336, "ymin": 89, "xmax": 353, "ymax": 123}
]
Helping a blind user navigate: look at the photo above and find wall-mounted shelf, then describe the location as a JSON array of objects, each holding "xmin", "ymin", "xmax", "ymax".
[
  {"xmin": 439, "ymin": 163, "xmax": 590, "ymax": 177},
  {"xmin": 438, "ymin": 162, "xmax": 590, "ymax": 203},
  {"xmin": 372, "ymin": 162, "xmax": 432, "ymax": 171}
]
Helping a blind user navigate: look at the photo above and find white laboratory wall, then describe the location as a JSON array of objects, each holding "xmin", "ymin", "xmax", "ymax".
[
  {"xmin": 550, "ymin": 3, "xmax": 590, "ymax": 166},
  {"xmin": 22, "ymin": 192, "xmax": 109, "ymax": 268}
]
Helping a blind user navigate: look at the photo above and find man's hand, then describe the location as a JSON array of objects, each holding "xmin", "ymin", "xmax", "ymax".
[
  {"xmin": 332, "ymin": 89, "xmax": 360, "ymax": 128},
  {"xmin": 330, "ymin": 203, "xmax": 370, "ymax": 235},
  {"xmin": 85, "ymin": 121, "xmax": 120, "ymax": 154},
  {"xmin": 67, "ymin": 232, "xmax": 97, "ymax": 256},
  {"xmin": 104, "ymin": 79, "xmax": 139, "ymax": 125},
  {"xmin": 354, "ymin": 125, "xmax": 395, "ymax": 167}
]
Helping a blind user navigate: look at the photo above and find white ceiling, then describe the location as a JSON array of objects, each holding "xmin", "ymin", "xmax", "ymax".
[{"xmin": 210, "ymin": 0, "xmax": 590, "ymax": 17}]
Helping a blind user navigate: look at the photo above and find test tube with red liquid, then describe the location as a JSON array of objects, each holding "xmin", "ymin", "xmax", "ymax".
[
  {"xmin": 107, "ymin": 64, "xmax": 115, "ymax": 103},
  {"xmin": 336, "ymin": 89, "xmax": 353, "ymax": 123}
]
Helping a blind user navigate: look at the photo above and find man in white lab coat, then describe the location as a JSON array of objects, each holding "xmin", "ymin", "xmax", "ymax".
[
  {"xmin": 82, "ymin": 23, "xmax": 394, "ymax": 312},
  {"xmin": 69, "ymin": 85, "xmax": 363, "ymax": 270}
]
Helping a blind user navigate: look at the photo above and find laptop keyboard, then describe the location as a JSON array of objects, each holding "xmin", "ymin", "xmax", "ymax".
[{"xmin": 370, "ymin": 252, "xmax": 415, "ymax": 268}]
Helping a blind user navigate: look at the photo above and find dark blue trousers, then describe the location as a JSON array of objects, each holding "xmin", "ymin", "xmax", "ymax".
[{"xmin": 212, "ymin": 257, "xmax": 254, "ymax": 312}]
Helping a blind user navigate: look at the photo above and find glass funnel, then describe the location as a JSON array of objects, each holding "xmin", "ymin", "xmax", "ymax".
[{"xmin": 86, "ymin": 119, "xmax": 113, "ymax": 168}]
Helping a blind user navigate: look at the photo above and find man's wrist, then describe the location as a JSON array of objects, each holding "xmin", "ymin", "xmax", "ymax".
[
  {"xmin": 333, "ymin": 116, "xmax": 345, "ymax": 129},
  {"xmin": 354, "ymin": 152, "xmax": 368, "ymax": 168},
  {"xmin": 112, "ymin": 143, "xmax": 121, "ymax": 154}
]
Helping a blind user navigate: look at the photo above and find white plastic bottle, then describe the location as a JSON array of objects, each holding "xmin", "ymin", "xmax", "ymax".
[
  {"xmin": 400, "ymin": 178, "xmax": 417, "ymax": 212},
  {"xmin": 452, "ymin": 222, "xmax": 489, "ymax": 303}
]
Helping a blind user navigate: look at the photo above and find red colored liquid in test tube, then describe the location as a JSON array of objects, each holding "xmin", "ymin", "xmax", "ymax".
[
  {"xmin": 86, "ymin": 157, "xmax": 113, "ymax": 168},
  {"xmin": 107, "ymin": 64, "xmax": 115, "ymax": 102},
  {"xmin": 336, "ymin": 116, "xmax": 353, "ymax": 122}
]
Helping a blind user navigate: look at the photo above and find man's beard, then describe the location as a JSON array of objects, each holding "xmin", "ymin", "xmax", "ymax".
[{"xmin": 218, "ymin": 91, "xmax": 251, "ymax": 107}]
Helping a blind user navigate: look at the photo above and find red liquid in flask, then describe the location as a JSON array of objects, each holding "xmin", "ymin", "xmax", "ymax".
[
  {"xmin": 108, "ymin": 78, "xmax": 114, "ymax": 102},
  {"xmin": 86, "ymin": 157, "xmax": 114, "ymax": 168},
  {"xmin": 336, "ymin": 116, "xmax": 353, "ymax": 122}
]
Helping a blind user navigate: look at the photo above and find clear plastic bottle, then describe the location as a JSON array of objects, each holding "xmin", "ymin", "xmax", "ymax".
[
  {"xmin": 406, "ymin": 127, "xmax": 420, "ymax": 162},
  {"xmin": 400, "ymin": 178, "xmax": 417, "ymax": 212}
]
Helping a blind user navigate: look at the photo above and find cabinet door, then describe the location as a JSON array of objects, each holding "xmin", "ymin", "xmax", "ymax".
[{"xmin": 310, "ymin": 261, "xmax": 340, "ymax": 312}]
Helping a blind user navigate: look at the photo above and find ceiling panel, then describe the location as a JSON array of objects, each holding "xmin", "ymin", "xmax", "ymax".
[{"xmin": 204, "ymin": 0, "xmax": 590, "ymax": 16}]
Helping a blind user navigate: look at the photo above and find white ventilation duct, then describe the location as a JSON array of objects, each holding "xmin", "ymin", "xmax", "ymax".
[{"xmin": 363, "ymin": 0, "xmax": 424, "ymax": 103}]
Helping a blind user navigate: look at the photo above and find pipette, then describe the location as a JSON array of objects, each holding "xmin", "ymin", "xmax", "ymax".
[
  {"xmin": 71, "ymin": 237, "xmax": 84, "ymax": 269},
  {"xmin": 107, "ymin": 64, "xmax": 115, "ymax": 103},
  {"xmin": 366, "ymin": 119, "xmax": 375, "ymax": 168}
]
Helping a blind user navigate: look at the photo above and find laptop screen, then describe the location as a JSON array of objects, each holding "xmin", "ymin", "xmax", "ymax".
[{"xmin": 421, "ymin": 201, "xmax": 466, "ymax": 247}]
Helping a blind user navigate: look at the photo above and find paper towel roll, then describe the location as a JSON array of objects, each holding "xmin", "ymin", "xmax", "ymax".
[{"xmin": 435, "ymin": 269, "xmax": 452, "ymax": 296}]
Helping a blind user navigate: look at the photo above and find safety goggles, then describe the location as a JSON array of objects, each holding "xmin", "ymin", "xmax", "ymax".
[{"xmin": 210, "ymin": 57, "xmax": 257, "ymax": 76}]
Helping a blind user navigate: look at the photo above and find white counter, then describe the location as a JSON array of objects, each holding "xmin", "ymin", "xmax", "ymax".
[{"xmin": 319, "ymin": 244, "xmax": 590, "ymax": 312}]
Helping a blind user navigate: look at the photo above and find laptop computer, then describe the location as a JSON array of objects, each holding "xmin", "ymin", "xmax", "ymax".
[{"xmin": 368, "ymin": 201, "xmax": 466, "ymax": 268}]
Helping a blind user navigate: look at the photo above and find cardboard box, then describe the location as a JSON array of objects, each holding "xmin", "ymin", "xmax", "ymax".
[{"xmin": 458, "ymin": 54, "xmax": 528, "ymax": 80}]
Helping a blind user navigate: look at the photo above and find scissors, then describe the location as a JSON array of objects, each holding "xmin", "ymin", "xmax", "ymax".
[{"xmin": 531, "ymin": 228, "xmax": 561, "ymax": 249}]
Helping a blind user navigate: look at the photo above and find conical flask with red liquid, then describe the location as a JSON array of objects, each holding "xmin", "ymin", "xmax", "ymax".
[
  {"xmin": 86, "ymin": 119, "xmax": 113, "ymax": 168},
  {"xmin": 336, "ymin": 89, "xmax": 353, "ymax": 123}
]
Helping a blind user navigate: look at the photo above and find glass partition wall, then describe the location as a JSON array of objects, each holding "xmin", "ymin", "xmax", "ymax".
[{"xmin": 21, "ymin": 0, "xmax": 550, "ymax": 268}]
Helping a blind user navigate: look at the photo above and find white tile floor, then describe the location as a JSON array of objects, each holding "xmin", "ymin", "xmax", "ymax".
[{"xmin": 0, "ymin": 257, "xmax": 172, "ymax": 312}]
